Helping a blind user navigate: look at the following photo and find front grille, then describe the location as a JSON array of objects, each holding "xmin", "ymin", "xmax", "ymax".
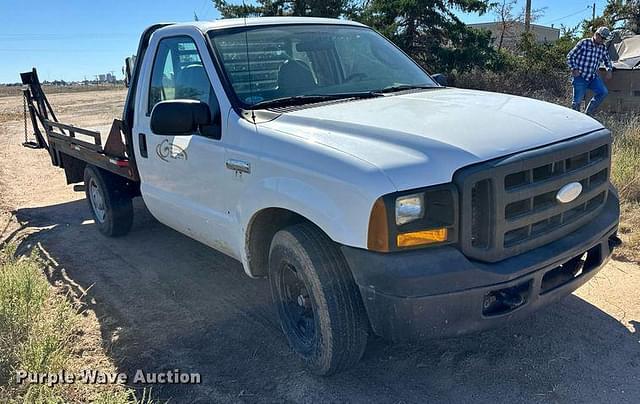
[{"xmin": 455, "ymin": 130, "xmax": 612, "ymax": 263}]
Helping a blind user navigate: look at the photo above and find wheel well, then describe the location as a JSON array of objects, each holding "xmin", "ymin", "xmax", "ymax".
[
  {"xmin": 86, "ymin": 165, "xmax": 141, "ymax": 198},
  {"xmin": 246, "ymin": 208, "xmax": 312, "ymax": 277}
]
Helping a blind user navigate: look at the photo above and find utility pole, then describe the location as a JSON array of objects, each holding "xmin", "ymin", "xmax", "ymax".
[
  {"xmin": 592, "ymin": 2, "xmax": 596, "ymax": 23},
  {"xmin": 524, "ymin": 0, "xmax": 532, "ymax": 32}
]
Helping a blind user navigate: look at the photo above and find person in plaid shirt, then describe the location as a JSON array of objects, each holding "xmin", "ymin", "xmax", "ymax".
[{"xmin": 566, "ymin": 26, "xmax": 614, "ymax": 116}]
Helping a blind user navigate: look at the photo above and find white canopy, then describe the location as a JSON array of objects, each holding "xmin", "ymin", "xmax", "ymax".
[{"xmin": 612, "ymin": 35, "xmax": 640, "ymax": 69}]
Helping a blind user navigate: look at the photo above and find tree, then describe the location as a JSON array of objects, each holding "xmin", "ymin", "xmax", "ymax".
[
  {"xmin": 491, "ymin": 0, "xmax": 518, "ymax": 51},
  {"xmin": 490, "ymin": 0, "xmax": 546, "ymax": 51},
  {"xmin": 583, "ymin": 0, "xmax": 639, "ymax": 35},
  {"xmin": 356, "ymin": 0, "xmax": 496, "ymax": 72},
  {"xmin": 211, "ymin": 0, "xmax": 497, "ymax": 73},
  {"xmin": 212, "ymin": 0, "xmax": 349, "ymax": 18}
]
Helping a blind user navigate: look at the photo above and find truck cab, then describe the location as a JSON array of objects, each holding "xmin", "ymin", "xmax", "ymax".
[{"xmin": 23, "ymin": 17, "xmax": 621, "ymax": 375}]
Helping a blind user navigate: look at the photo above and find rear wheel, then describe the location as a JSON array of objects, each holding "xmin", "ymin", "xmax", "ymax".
[
  {"xmin": 84, "ymin": 166, "xmax": 133, "ymax": 237},
  {"xmin": 269, "ymin": 223, "xmax": 369, "ymax": 375}
]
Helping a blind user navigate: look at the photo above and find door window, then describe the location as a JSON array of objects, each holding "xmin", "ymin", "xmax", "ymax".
[{"xmin": 148, "ymin": 36, "xmax": 219, "ymax": 115}]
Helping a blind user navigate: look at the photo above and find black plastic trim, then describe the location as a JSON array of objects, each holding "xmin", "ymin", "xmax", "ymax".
[
  {"xmin": 341, "ymin": 190, "xmax": 619, "ymax": 341},
  {"xmin": 454, "ymin": 129, "xmax": 612, "ymax": 262},
  {"xmin": 342, "ymin": 187, "xmax": 619, "ymax": 298}
]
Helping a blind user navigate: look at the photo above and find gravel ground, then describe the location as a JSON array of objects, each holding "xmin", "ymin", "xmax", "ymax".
[{"xmin": 0, "ymin": 89, "xmax": 638, "ymax": 403}]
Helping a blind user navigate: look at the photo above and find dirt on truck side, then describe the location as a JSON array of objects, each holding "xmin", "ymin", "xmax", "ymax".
[{"xmin": 0, "ymin": 88, "xmax": 639, "ymax": 403}]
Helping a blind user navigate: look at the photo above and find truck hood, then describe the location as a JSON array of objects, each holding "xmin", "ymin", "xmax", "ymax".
[{"xmin": 259, "ymin": 88, "xmax": 604, "ymax": 191}]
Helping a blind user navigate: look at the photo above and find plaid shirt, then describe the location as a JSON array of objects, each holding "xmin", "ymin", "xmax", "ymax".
[{"xmin": 567, "ymin": 38, "xmax": 613, "ymax": 81}]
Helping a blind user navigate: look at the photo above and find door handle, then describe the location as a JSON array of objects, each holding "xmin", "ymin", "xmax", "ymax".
[
  {"xmin": 138, "ymin": 133, "xmax": 148, "ymax": 158},
  {"xmin": 225, "ymin": 159, "xmax": 251, "ymax": 174}
]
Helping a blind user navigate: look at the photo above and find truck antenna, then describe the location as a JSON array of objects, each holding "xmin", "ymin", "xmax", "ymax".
[{"xmin": 242, "ymin": 0, "xmax": 256, "ymax": 121}]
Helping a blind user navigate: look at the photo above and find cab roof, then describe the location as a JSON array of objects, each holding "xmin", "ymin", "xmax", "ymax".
[{"xmin": 168, "ymin": 17, "xmax": 367, "ymax": 33}]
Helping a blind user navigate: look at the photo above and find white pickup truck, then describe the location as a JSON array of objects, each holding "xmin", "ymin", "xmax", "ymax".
[{"xmin": 21, "ymin": 17, "xmax": 620, "ymax": 375}]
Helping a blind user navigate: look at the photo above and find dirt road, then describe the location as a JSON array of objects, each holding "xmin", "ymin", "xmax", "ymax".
[{"xmin": 1, "ymin": 89, "xmax": 639, "ymax": 403}]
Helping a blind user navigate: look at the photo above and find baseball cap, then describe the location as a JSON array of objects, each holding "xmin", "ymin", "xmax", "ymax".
[{"xmin": 596, "ymin": 27, "xmax": 611, "ymax": 39}]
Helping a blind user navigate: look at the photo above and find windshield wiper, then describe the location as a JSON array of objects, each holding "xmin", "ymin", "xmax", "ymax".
[
  {"xmin": 373, "ymin": 84, "xmax": 439, "ymax": 94},
  {"xmin": 251, "ymin": 91, "xmax": 381, "ymax": 110}
]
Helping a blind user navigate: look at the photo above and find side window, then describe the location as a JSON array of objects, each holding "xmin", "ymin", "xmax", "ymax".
[{"xmin": 148, "ymin": 36, "xmax": 219, "ymax": 117}]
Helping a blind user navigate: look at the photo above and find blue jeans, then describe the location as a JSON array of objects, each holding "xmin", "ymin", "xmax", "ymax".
[{"xmin": 572, "ymin": 75, "xmax": 608, "ymax": 115}]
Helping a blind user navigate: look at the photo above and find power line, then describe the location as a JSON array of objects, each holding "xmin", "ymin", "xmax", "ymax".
[
  {"xmin": 542, "ymin": 6, "xmax": 592, "ymax": 25},
  {"xmin": 0, "ymin": 48, "xmax": 126, "ymax": 53},
  {"xmin": 198, "ymin": 0, "xmax": 210, "ymax": 19},
  {"xmin": 0, "ymin": 37, "xmax": 137, "ymax": 42},
  {"xmin": 0, "ymin": 33, "xmax": 138, "ymax": 40}
]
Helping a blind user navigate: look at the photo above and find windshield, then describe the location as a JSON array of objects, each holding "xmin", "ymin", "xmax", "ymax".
[{"xmin": 208, "ymin": 24, "xmax": 437, "ymax": 108}]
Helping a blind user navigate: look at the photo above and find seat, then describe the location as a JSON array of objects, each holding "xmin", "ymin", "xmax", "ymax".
[
  {"xmin": 176, "ymin": 64, "xmax": 211, "ymax": 103},
  {"xmin": 277, "ymin": 59, "xmax": 317, "ymax": 97}
]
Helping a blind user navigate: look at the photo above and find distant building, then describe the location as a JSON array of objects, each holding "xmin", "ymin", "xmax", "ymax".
[
  {"xmin": 95, "ymin": 73, "xmax": 117, "ymax": 84},
  {"xmin": 469, "ymin": 21, "xmax": 560, "ymax": 50}
]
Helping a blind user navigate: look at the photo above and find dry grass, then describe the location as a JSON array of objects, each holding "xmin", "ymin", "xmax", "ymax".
[
  {"xmin": 616, "ymin": 202, "xmax": 640, "ymax": 263},
  {"xmin": 606, "ymin": 115, "xmax": 640, "ymax": 202},
  {"xmin": 605, "ymin": 115, "xmax": 640, "ymax": 262},
  {"xmin": 453, "ymin": 69, "xmax": 572, "ymax": 104},
  {"xmin": 0, "ymin": 85, "xmax": 125, "ymax": 99}
]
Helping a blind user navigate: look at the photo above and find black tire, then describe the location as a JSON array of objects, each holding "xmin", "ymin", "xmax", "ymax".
[
  {"xmin": 269, "ymin": 223, "xmax": 369, "ymax": 375},
  {"xmin": 83, "ymin": 165, "xmax": 133, "ymax": 237}
]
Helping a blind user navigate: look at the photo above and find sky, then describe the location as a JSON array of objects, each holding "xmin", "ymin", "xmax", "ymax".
[
  {"xmin": 0, "ymin": 0, "xmax": 611, "ymax": 84},
  {"xmin": 455, "ymin": 0, "xmax": 609, "ymax": 28}
]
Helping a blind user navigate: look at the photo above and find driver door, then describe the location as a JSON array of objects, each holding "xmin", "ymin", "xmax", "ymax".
[{"xmin": 134, "ymin": 34, "xmax": 233, "ymax": 254}]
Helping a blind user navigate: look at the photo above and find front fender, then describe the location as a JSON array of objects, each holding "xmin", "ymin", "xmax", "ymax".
[
  {"xmin": 240, "ymin": 175, "xmax": 371, "ymax": 244},
  {"xmin": 236, "ymin": 175, "xmax": 390, "ymax": 276},
  {"xmin": 230, "ymin": 121, "xmax": 397, "ymax": 277}
]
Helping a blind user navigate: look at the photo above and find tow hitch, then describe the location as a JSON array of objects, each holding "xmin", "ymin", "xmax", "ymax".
[
  {"xmin": 482, "ymin": 282, "xmax": 530, "ymax": 316},
  {"xmin": 608, "ymin": 234, "xmax": 622, "ymax": 250}
]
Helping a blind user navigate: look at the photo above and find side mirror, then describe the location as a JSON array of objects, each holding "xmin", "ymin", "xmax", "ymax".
[
  {"xmin": 150, "ymin": 100, "xmax": 211, "ymax": 136},
  {"xmin": 432, "ymin": 73, "xmax": 448, "ymax": 87}
]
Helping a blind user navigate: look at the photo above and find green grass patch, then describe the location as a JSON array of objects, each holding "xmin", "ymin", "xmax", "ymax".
[{"xmin": 0, "ymin": 244, "xmax": 153, "ymax": 403}]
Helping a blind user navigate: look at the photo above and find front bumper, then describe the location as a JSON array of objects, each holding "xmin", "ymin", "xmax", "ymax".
[{"xmin": 341, "ymin": 190, "xmax": 620, "ymax": 342}]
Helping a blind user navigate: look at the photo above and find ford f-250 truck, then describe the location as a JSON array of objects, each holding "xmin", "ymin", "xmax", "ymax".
[{"xmin": 21, "ymin": 17, "xmax": 621, "ymax": 375}]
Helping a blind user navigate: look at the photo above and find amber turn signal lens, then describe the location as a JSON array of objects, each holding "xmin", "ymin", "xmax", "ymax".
[
  {"xmin": 397, "ymin": 228, "xmax": 448, "ymax": 248},
  {"xmin": 367, "ymin": 198, "xmax": 390, "ymax": 252}
]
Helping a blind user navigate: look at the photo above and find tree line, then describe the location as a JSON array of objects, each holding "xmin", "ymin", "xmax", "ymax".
[{"xmin": 211, "ymin": 0, "xmax": 638, "ymax": 80}]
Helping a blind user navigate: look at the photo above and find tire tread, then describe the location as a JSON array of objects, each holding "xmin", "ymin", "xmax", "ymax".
[
  {"xmin": 84, "ymin": 166, "xmax": 133, "ymax": 237},
  {"xmin": 270, "ymin": 223, "xmax": 368, "ymax": 375}
]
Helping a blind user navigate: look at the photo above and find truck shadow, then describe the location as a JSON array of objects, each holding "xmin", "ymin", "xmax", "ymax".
[{"xmin": 11, "ymin": 199, "xmax": 640, "ymax": 403}]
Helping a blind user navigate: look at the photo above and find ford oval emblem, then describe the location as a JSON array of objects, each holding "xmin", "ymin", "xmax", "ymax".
[{"xmin": 556, "ymin": 182, "xmax": 583, "ymax": 204}]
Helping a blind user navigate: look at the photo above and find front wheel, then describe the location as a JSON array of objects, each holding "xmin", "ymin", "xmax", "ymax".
[
  {"xmin": 84, "ymin": 166, "xmax": 133, "ymax": 237},
  {"xmin": 269, "ymin": 223, "xmax": 369, "ymax": 375}
]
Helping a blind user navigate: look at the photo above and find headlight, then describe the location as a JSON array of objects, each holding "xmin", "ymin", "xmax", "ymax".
[
  {"xmin": 395, "ymin": 194, "xmax": 424, "ymax": 225},
  {"xmin": 368, "ymin": 184, "xmax": 459, "ymax": 252}
]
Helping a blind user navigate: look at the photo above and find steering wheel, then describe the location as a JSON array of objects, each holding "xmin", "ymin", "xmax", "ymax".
[{"xmin": 344, "ymin": 73, "xmax": 368, "ymax": 83}]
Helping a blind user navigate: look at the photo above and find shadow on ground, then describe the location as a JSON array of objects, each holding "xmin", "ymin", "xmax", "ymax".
[{"xmin": 8, "ymin": 198, "xmax": 640, "ymax": 403}]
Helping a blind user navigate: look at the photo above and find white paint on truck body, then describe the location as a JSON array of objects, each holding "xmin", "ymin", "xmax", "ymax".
[{"xmin": 129, "ymin": 20, "xmax": 605, "ymax": 277}]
